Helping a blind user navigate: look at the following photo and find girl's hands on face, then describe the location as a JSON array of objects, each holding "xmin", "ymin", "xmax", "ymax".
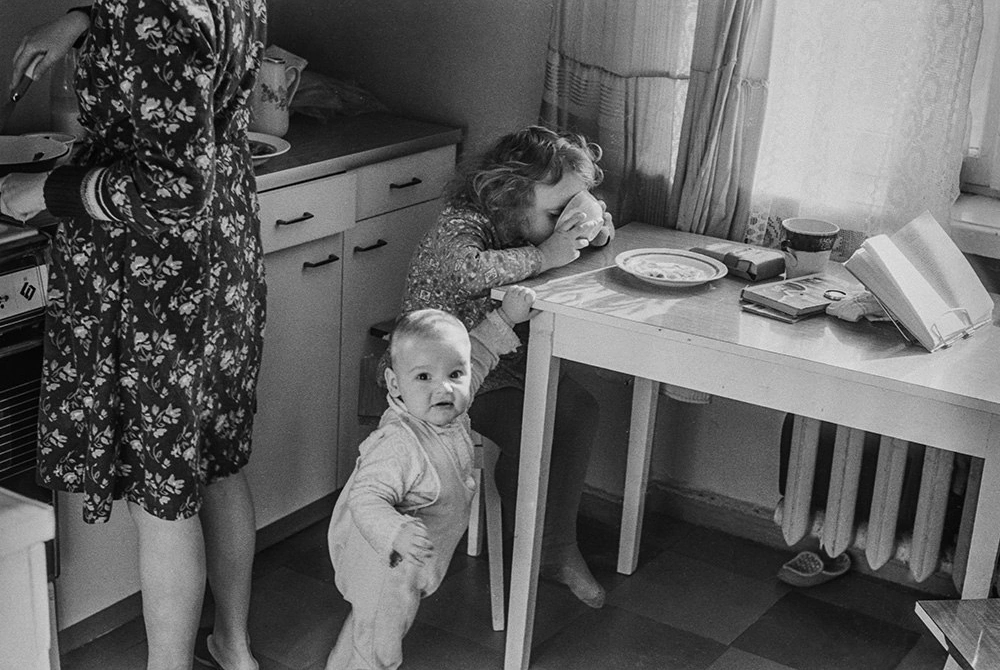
[{"xmin": 537, "ymin": 225, "xmax": 590, "ymax": 273}]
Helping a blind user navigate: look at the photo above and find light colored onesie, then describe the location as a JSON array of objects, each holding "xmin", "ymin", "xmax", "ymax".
[{"xmin": 327, "ymin": 310, "xmax": 519, "ymax": 670}]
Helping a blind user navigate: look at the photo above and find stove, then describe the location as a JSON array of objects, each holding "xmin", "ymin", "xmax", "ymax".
[{"xmin": 0, "ymin": 223, "xmax": 58, "ymax": 578}]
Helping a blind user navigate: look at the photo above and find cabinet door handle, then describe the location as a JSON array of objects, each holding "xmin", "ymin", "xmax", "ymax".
[
  {"xmin": 302, "ymin": 253, "xmax": 340, "ymax": 270},
  {"xmin": 276, "ymin": 212, "xmax": 314, "ymax": 226},
  {"xmin": 353, "ymin": 239, "xmax": 388, "ymax": 253},
  {"xmin": 389, "ymin": 177, "xmax": 422, "ymax": 190}
]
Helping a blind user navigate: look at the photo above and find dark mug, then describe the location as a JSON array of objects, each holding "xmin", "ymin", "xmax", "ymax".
[{"xmin": 780, "ymin": 218, "xmax": 840, "ymax": 277}]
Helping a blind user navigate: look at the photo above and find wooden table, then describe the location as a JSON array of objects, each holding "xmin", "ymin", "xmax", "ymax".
[
  {"xmin": 496, "ymin": 223, "xmax": 1000, "ymax": 670},
  {"xmin": 917, "ymin": 599, "xmax": 1000, "ymax": 669}
]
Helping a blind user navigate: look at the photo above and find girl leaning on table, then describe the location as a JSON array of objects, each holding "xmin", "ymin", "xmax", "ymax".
[
  {"xmin": 3, "ymin": 2, "xmax": 268, "ymax": 669},
  {"xmin": 399, "ymin": 125, "xmax": 615, "ymax": 607}
]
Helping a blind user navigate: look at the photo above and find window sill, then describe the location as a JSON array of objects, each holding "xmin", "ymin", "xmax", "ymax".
[{"xmin": 950, "ymin": 193, "xmax": 1000, "ymax": 260}]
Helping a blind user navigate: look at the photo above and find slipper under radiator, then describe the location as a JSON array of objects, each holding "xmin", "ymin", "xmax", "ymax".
[{"xmin": 774, "ymin": 415, "xmax": 978, "ymax": 589}]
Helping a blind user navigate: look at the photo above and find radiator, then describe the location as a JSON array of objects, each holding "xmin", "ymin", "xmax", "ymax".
[{"xmin": 774, "ymin": 415, "xmax": 980, "ymax": 588}]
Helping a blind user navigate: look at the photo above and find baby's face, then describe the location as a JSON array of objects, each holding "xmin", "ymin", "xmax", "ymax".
[{"xmin": 385, "ymin": 325, "xmax": 473, "ymax": 426}]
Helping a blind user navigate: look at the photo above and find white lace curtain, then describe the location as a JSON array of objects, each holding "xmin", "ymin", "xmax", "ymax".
[
  {"xmin": 542, "ymin": 0, "xmax": 984, "ymax": 244},
  {"xmin": 746, "ymin": 0, "xmax": 983, "ymax": 246}
]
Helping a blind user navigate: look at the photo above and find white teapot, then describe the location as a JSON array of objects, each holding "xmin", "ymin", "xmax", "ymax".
[{"xmin": 249, "ymin": 55, "xmax": 303, "ymax": 137}]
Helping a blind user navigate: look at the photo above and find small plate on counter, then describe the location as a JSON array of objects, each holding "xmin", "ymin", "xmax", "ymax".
[
  {"xmin": 616, "ymin": 248, "xmax": 727, "ymax": 288},
  {"xmin": 248, "ymin": 131, "xmax": 290, "ymax": 166}
]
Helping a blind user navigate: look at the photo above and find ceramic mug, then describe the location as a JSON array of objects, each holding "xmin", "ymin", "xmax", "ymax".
[
  {"xmin": 780, "ymin": 217, "xmax": 840, "ymax": 278},
  {"xmin": 556, "ymin": 190, "xmax": 603, "ymax": 243}
]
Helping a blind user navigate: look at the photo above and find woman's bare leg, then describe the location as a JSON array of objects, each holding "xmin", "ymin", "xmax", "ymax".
[
  {"xmin": 128, "ymin": 502, "xmax": 206, "ymax": 670},
  {"xmin": 201, "ymin": 470, "xmax": 258, "ymax": 670}
]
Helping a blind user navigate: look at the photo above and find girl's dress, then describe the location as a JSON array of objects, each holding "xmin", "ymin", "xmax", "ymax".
[{"xmin": 35, "ymin": 0, "xmax": 268, "ymax": 523}]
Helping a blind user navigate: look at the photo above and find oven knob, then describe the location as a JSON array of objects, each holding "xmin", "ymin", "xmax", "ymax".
[{"xmin": 0, "ymin": 294, "xmax": 8, "ymax": 309}]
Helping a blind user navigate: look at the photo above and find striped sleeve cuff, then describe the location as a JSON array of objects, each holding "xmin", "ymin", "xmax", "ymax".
[{"xmin": 43, "ymin": 166, "xmax": 114, "ymax": 221}]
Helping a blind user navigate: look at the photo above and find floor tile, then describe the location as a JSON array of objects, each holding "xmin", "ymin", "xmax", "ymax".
[
  {"xmin": 607, "ymin": 548, "xmax": 787, "ymax": 644},
  {"xmin": 673, "ymin": 524, "xmax": 794, "ymax": 583},
  {"xmin": 529, "ymin": 606, "xmax": 726, "ymax": 670},
  {"xmin": 891, "ymin": 632, "xmax": 949, "ymax": 670},
  {"xmin": 706, "ymin": 647, "xmax": 796, "ymax": 670},
  {"xmin": 797, "ymin": 570, "xmax": 942, "ymax": 633},
  {"xmin": 400, "ymin": 620, "xmax": 501, "ymax": 669},
  {"xmin": 247, "ymin": 566, "xmax": 347, "ymax": 669},
  {"xmin": 61, "ymin": 638, "xmax": 147, "ymax": 670},
  {"xmin": 733, "ymin": 590, "xmax": 921, "ymax": 670}
]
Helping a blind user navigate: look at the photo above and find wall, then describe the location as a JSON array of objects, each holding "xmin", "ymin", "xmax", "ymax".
[{"xmin": 266, "ymin": 0, "xmax": 555, "ymax": 159}]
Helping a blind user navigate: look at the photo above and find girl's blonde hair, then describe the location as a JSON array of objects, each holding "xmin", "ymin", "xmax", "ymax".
[{"xmin": 447, "ymin": 126, "xmax": 604, "ymax": 241}]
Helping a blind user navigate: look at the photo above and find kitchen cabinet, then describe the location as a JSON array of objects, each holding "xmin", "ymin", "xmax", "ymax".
[
  {"xmin": 249, "ymin": 117, "xmax": 460, "ymax": 523},
  {"xmin": 338, "ymin": 145, "xmax": 455, "ymax": 484},
  {"xmin": 247, "ymin": 173, "xmax": 354, "ymax": 529}
]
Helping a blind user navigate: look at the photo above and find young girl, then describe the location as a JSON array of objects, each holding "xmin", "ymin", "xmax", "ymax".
[
  {"xmin": 327, "ymin": 287, "xmax": 535, "ymax": 670},
  {"xmin": 399, "ymin": 125, "xmax": 614, "ymax": 607}
]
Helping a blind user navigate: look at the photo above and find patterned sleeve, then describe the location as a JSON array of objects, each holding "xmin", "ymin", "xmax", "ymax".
[
  {"xmin": 347, "ymin": 424, "xmax": 429, "ymax": 557},
  {"xmin": 468, "ymin": 309, "xmax": 522, "ymax": 395},
  {"xmin": 45, "ymin": 0, "xmax": 219, "ymax": 237},
  {"xmin": 436, "ymin": 214, "xmax": 543, "ymax": 297}
]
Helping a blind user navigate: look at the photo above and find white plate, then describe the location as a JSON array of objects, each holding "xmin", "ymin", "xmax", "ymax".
[
  {"xmin": 0, "ymin": 135, "xmax": 70, "ymax": 167},
  {"xmin": 615, "ymin": 248, "xmax": 727, "ymax": 287},
  {"xmin": 248, "ymin": 131, "xmax": 290, "ymax": 166}
]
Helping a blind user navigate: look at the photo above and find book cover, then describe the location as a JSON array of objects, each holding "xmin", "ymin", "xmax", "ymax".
[
  {"xmin": 844, "ymin": 212, "xmax": 994, "ymax": 352},
  {"xmin": 689, "ymin": 241, "xmax": 785, "ymax": 281},
  {"xmin": 740, "ymin": 301, "xmax": 809, "ymax": 323},
  {"xmin": 740, "ymin": 273, "xmax": 858, "ymax": 317}
]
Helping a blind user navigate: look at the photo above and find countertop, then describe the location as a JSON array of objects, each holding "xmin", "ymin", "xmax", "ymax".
[{"xmin": 254, "ymin": 112, "xmax": 464, "ymax": 192}]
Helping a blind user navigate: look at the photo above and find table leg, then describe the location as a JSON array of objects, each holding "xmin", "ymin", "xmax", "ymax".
[
  {"xmin": 504, "ymin": 311, "xmax": 560, "ymax": 670},
  {"xmin": 617, "ymin": 377, "xmax": 659, "ymax": 574},
  {"xmin": 962, "ymin": 417, "xmax": 1000, "ymax": 598}
]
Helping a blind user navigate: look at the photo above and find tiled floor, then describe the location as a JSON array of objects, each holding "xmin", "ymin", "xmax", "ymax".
[{"xmin": 61, "ymin": 512, "xmax": 952, "ymax": 670}]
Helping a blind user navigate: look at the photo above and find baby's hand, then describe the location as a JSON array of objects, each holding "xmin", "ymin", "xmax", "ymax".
[
  {"xmin": 391, "ymin": 518, "xmax": 434, "ymax": 567},
  {"xmin": 500, "ymin": 286, "xmax": 536, "ymax": 324}
]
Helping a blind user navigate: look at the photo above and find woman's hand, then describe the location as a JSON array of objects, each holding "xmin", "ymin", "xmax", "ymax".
[
  {"xmin": 11, "ymin": 11, "xmax": 90, "ymax": 88},
  {"xmin": 0, "ymin": 173, "xmax": 48, "ymax": 222}
]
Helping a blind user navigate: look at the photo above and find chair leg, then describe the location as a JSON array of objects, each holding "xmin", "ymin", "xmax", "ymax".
[
  {"xmin": 467, "ymin": 467, "xmax": 484, "ymax": 557},
  {"xmin": 482, "ymin": 438, "xmax": 506, "ymax": 631}
]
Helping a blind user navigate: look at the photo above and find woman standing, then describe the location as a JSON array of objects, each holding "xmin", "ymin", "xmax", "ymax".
[{"xmin": 2, "ymin": 2, "xmax": 267, "ymax": 668}]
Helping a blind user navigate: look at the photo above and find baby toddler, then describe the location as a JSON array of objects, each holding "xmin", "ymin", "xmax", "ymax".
[{"xmin": 325, "ymin": 286, "xmax": 535, "ymax": 670}]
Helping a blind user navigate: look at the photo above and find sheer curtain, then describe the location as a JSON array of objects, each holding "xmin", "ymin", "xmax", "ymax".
[
  {"xmin": 746, "ymin": 0, "xmax": 983, "ymax": 247},
  {"xmin": 539, "ymin": 0, "xmax": 698, "ymax": 226}
]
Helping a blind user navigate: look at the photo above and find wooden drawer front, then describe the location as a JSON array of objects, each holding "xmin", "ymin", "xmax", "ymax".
[
  {"xmin": 355, "ymin": 145, "xmax": 455, "ymax": 221},
  {"xmin": 258, "ymin": 172, "xmax": 356, "ymax": 254}
]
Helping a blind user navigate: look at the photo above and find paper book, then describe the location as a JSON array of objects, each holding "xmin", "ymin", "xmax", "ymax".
[
  {"xmin": 740, "ymin": 273, "xmax": 859, "ymax": 318},
  {"xmin": 689, "ymin": 241, "xmax": 785, "ymax": 281},
  {"xmin": 843, "ymin": 211, "xmax": 994, "ymax": 352}
]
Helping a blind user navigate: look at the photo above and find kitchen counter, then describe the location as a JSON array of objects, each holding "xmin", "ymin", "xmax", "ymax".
[{"xmin": 254, "ymin": 112, "xmax": 464, "ymax": 192}]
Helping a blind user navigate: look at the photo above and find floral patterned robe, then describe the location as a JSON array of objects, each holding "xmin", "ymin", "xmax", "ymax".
[{"xmin": 35, "ymin": 0, "xmax": 268, "ymax": 523}]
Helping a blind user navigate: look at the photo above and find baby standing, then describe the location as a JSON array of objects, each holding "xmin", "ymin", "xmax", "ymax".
[{"xmin": 326, "ymin": 287, "xmax": 535, "ymax": 670}]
